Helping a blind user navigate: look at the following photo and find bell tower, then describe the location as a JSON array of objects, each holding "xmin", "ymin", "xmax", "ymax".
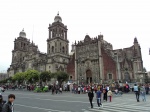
[
  {"xmin": 46, "ymin": 13, "xmax": 69, "ymax": 72},
  {"xmin": 12, "ymin": 29, "xmax": 30, "ymax": 64}
]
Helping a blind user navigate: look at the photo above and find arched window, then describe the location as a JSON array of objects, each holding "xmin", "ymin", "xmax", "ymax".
[
  {"xmin": 55, "ymin": 42, "xmax": 57, "ymax": 52},
  {"xmin": 21, "ymin": 42, "xmax": 23, "ymax": 47},
  {"xmin": 52, "ymin": 29, "xmax": 55, "ymax": 37},
  {"xmin": 52, "ymin": 46, "xmax": 54, "ymax": 53},
  {"xmin": 108, "ymin": 74, "xmax": 112, "ymax": 79},
  {"xmin": 62, "ymin": 30, "xmax": 63, "ymax": 37},
  {"xmin": 70, "ymin": 76, "xmax": 72, "ymax": 80},
  {"xmin": 62, "ymin": 46, "xmax": 65, "ymax": 53}
]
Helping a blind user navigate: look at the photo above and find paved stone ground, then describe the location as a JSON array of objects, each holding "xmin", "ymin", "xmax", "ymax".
[
  {"xmin": 84, "ymin": 94, "xmax": 150, "ymax": 112},
  {"xmin": 2, "ymin": 90, "xmax": 150, "ymax": 112}
]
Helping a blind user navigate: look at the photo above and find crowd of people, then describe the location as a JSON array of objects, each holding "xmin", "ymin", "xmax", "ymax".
[
  {"xmin": 0, "ymin": 83, "xmax": 150, "ymax": 111},
  {"xmin": 86, "ymin": 83, "xmax": 150, "ymax": 109}
]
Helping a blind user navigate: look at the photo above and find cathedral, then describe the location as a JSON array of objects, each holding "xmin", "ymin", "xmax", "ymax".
[{"xmin": 7, "ymin": 13, "xmax": 143, "ymax": 84}]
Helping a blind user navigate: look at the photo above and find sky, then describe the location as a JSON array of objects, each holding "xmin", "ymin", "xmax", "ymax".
[{"xmin": 0, "ymin": 0, "xmax": 150, "ymax": 72}]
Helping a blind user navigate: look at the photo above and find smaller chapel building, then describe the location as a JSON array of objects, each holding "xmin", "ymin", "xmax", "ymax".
[{"xmin": 67, "ymin": 35, "xmax": 143, "ymax": 84}]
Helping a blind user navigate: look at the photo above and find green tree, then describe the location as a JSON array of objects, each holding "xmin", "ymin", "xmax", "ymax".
[
  {"xmin": 40, "ymin": 71, "xmax": 51, "ymax": 82},
  {"xmin": 12, "ymin": 72, "xmax": 25, "ymax": 84},
  {"xmin": 24, "ymin": 69, "xmax": 40, "ymax": 84},
  {"xmin": 55, "ymin": 71, "xmax": 69, "ymax": 85}
]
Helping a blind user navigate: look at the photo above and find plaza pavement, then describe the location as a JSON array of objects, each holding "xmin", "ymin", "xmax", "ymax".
[{"xmin": 2, "ymin": 90, "xmax": 150, "ymax": 112}]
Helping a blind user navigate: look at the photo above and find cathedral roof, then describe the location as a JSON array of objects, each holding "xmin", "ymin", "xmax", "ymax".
[
  {"xmin": 84, "ymin": 35, "xmax": 91, "ymax": 42},
  {"xmin": 134, "ymin": 37, "xmax": 138, "ymax": 43},
  {"xmin": 19, "ymin": 29, "xmax": 26, "ymax": 38},
  {"xmin": 54, "ymin": 12, "xmax": 62, "ymax": 23}
]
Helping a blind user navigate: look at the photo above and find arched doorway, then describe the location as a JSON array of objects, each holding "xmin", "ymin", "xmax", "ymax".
[
  {"xmin": 124, "ymin": 72, "xmax": 130, "ymax": 82},
  {"xmin": 86, "ymin": 69, "xmax": 92, "ymax": 84}
]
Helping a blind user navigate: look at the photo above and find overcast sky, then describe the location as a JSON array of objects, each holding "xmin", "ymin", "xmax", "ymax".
[{"xmin": 0, "ymin": 0, "xmax": 150, "ymax": 72}]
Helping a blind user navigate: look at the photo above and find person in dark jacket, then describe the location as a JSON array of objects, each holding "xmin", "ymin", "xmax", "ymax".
[
  {"xmin": 0, "ymin": 94, "xmax": 6, "ymax": 112},
  {"xmin": 103, "ymin": 88, "xmax": 107, "ymax": 101},
  {"xmin": 88, "ymin": 89, "xmax": 94, "ymax": 108},
  {"xmin": 145, "ymin": 84, "xmax": 149, "ymax": 94},
  {"xmin": 2, "ymin": 94, "xmax": 15, "ymax": 112}
]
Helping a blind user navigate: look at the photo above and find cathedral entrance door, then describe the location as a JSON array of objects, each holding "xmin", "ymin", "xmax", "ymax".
[
  {"xmin": 86, "ymin": 69, "xmax": 92, "ymax": 84},
  {"xmin": 124, "ymin": 72, "xmax": 130, "ymax": 83}
]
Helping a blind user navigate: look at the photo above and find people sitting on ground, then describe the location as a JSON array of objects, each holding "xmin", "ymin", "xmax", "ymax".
[{"xmin": 114, "ymin": 89, "xmax": 123, "ymax": 96}]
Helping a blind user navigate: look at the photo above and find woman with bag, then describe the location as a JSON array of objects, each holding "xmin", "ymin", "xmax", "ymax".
[{"xmin": 107, "ymin": 90, "xmax": 113, "ymax": 102}]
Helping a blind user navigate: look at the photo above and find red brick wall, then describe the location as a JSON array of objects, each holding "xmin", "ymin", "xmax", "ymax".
[
  {"xmin": 101, "ymin": 48, "xmax": 117, "ymax": 80},
  {"xmin": 67, "ymin": 53, "xmax": 75, "ymax": 80}
]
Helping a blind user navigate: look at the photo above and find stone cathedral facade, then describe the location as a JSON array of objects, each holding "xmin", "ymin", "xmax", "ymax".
[
  {"xmin": 8, "ymin": 13, "xmax": 143, "ymax": 84},
  {"xmin": 8, "ymin": 13, "xmax": 69, "ymax": 77}
]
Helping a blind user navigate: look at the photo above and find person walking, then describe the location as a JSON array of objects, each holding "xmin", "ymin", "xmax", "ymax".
[
  {"xmin": 96, "ymin": 88, "xmax": 103, "ymax": 108},
  {"xmin": 88, "ymin": 89, "xmax": 94, "ymax": 108},
  {"xmin": 2, "ymin": 94, "xmax": 15, "ymax": 112},
  {"xmin": 78, "ymin": 86, "xmax": 81, "ymax": 94},
  {"xmin": 103, "ymin": 87, "xmax": 107, "ymax": 101},
  {"xmin": 107, "ymin": 90, "xmax": 113, "ymax": 102},
  {"xmin": 145, "ymin": 84, "xmax": 149, "ymax": 95},
  {"xmin": 52, "ymin": 86, "xmax": 55, "ymax": 95},
  {"xmin": 59, "ymin": 87, "xmax": 62, "ymax": 94},
  {"xmin": 133, "ymin": 84, "xmax": 140, "ymax": 102},
  {"xmin": 140, "ymin": 84, "xmax": 146, "ymax": 102}
]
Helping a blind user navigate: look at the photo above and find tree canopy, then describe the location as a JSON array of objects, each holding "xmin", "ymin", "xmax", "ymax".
[
  {"xmin": 24, "ymin": 69, "xmax": 40, "ymax": 83},
  {"xmin": 40, "ymin": 71, "xmax": 51, "ymax": 82},
  {"xmin": 55, "ymin": 71, "xmax": 69, "ymax": 83},
  {"xmin": 12, "ymin": 72, "xmax": 25, "ymax": 84}
]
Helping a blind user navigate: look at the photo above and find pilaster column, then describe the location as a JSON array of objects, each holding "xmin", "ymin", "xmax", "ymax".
[
  {"xmin": 98, "ymin": 40, "xmax": 103, "ymax": 81},
  {"xmin": 65, "ymin": 31, "xmax": 67, "ymax": 40},
  {"xmin": 49, "ymin": 30, "xmax": 51, "ymax": 38},
  {"xmin": 75, "ymin": 46, "xmax": 77, "ymax": 83}
]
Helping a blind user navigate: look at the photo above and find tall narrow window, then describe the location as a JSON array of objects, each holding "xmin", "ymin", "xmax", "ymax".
[
  {"xmin": 108, "ymin": 74, "xmax": 112, "ymax": 79},
  {"xmin": 52, "ymin": 46, "xmax": 54, "ymax": 53},
  {"xmin": 62, "ymin": 47, "xmax": 65, "ymax": 53},
  {"xmin": 60, "ymin": 42, "xmax": 61, "ymax": 52}
]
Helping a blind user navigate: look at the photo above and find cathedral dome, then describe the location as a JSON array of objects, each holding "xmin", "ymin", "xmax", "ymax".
[
  {"xmin": 19, "ymin": 29, "xmax": 26, "ymax": 38},
  {"xmin": 54, "ymin": 12, "xmax": 62, "ymax": 22}
]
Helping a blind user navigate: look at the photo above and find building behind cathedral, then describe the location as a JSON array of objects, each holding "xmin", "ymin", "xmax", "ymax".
[{"xmin": 7, "ymin": 13, "xmax": 144, "ymax": 84}]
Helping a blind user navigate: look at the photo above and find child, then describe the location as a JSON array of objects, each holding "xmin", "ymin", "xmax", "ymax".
[{"xmin": 107, "ymin": 90, "xmax": 113, "ymax": 102}]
